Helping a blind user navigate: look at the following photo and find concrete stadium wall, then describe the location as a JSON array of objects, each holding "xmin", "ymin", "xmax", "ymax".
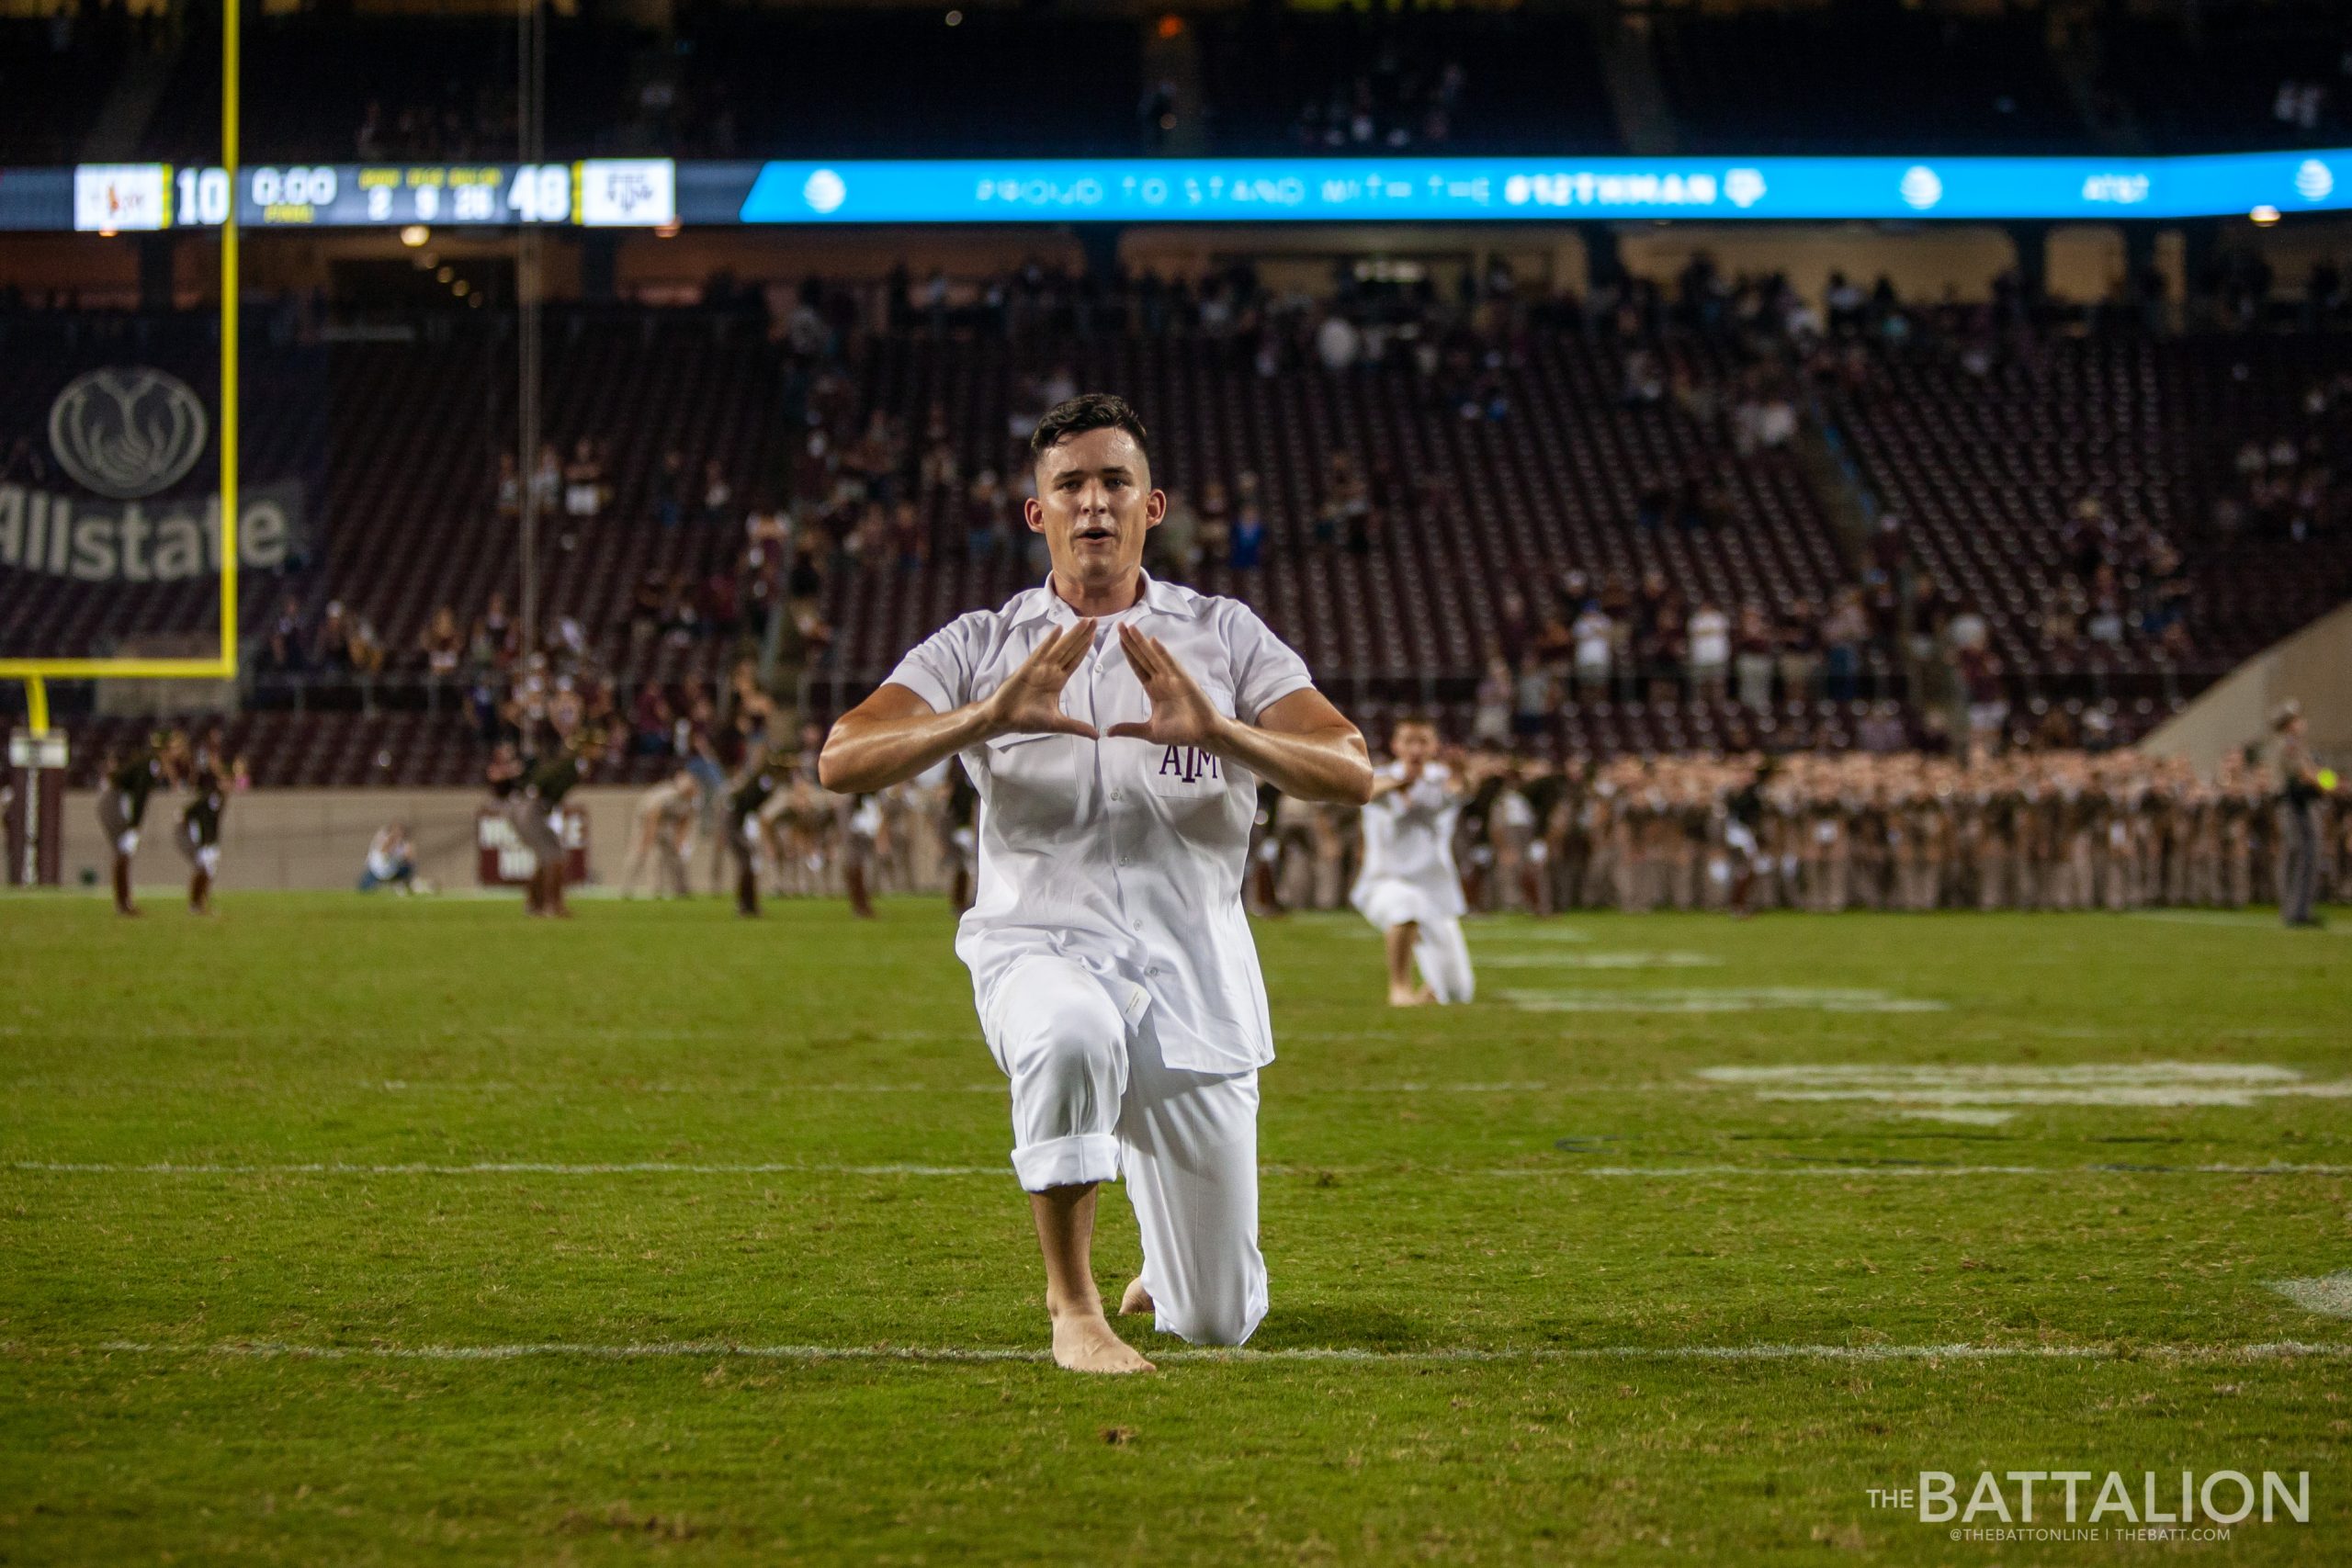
[
  {"xmin": 2143, "ymin": 600, "xmax": 2352, "ymax": 775},
  {"xmin": 59, "ymin": 785, "xmax": 656, "ymax": 895}
]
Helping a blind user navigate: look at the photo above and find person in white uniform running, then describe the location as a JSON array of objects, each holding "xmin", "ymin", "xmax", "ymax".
[
  {"xmin": 820, "ymin": 394, "xmax": 1374, "ymax": 1374},
  {"xmin": 1351, "ymin": 716, "xmax": 1476, "ymax": 1006}
]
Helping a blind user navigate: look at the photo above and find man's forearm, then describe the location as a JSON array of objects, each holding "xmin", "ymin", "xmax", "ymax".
[
  {"xmin": 819, "ymin": 703, "xmax": 996, "ymax": 794},
  {"xmin": 1210, "ymin": 717, "xmax": 1374, "ymax": 805}
]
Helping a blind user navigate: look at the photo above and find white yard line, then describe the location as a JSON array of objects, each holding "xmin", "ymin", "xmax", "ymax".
[
  {"xmin": 1699, "ymin": 1062, "xmax": 2352, "ymax": 1111},
  {"xmin": 57, "ymin": 1337, "xmax": 2352, "ymax": 1367},
  {"xmin": 2129, "ymin": 911, "xmax": 2351, "ymax": 935},
  {"xmin": 1477, "ymin": 953, "xmax": 1722, "ymax": 969},
  {"xmin": 12, "ymin": 1160, "xmax": 2349, "ymax": 1179},
  {"xmin": 1507, "ymin": 987, "xmax": 1948, "ymax": 1013}
]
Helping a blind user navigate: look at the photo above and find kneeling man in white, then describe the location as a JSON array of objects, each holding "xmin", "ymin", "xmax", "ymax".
[{"xmin": 820, "ymin": 394, "xmax": 1373, "ymax": 1372}]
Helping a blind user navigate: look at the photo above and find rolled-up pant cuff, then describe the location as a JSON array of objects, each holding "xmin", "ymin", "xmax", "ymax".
[{"xmin": 1011, "ymin": 1133, "xmax": 1120, "ymax": 1192}]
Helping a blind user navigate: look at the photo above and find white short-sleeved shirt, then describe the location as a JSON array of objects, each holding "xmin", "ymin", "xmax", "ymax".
[
  {"xmin": 1350, "ymin": 761, "xmax": 1468, "ymax": 924},
  {"xmin": 882, "ymin": 570, "xmax": 1317, "ymax": 1075}
]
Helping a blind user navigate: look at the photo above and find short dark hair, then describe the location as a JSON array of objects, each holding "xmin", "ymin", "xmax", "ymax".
[{"xmin": 1030, "ymin": 393, "xmax": 1149, "ymax": 466}]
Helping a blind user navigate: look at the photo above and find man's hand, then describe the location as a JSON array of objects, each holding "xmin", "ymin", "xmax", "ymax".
[
  {"xmin": 981, "ymin": 620, "xmax": 1101, "ymax": 741},
  {"xmin": 1105, "ymin": 624, "xmax": 1232, "ymax": 750}
]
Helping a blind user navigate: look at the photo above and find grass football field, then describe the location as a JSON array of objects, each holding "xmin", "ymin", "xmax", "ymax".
[{"xmin": 3, "ymin": 892, "xmax": 2348, "ymax": 1564}]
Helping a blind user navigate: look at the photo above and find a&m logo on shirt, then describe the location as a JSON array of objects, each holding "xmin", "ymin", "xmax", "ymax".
[{"xmin": 1159, "ymin": 746, "xmax": 1223, "ymax": 784}]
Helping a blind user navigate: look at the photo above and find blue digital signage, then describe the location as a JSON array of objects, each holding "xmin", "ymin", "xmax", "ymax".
[
  {"xmin": 7, "ymin": 148, "xmax": 2339, "ymax": 231},
  {"xmin": 738, "ymin": 150, "xmax": 2343, "ymax": 225}
]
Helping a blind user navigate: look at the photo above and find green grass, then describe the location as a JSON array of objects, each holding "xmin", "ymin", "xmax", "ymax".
[{"xmin": 4, "ymin": 894, "xmax": 2348, "ymax": 1564}]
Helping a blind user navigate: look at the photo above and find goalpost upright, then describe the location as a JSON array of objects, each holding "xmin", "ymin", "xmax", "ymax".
[{"xmin": 0, "ymin": 0, "xmax": 242, "ymax": 728}]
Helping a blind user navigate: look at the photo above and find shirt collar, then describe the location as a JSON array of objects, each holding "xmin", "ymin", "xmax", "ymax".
[{"xmin": 1006, "ymin": 569, "xmax": 1199, "ymax": 630}]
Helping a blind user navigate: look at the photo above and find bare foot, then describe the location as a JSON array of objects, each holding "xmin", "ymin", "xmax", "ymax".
[
  {"xmin": 1117, "ymin": 1276, "xmax": 1153, "ymax": 1316},
  {"xmin": 1049, "ymin": 1308, "xmax": 1155, "ymax": 1373},
  {"xmin": 1386, "ymin": 984, "xmax": 1430, "ymax": 1008}
]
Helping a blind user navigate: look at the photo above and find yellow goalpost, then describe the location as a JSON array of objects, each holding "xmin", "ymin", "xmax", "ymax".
[{"xmin": 1, "ymin": 0, "xmax": 242, "ymax": 730}]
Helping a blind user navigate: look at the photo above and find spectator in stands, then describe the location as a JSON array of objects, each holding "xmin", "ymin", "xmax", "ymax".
[
  {"xmin": 1571, "ymin": 600, "xmax": 1613, "ymax": 697},
  {"xmin": 421, "ymin": 606, "xmax": 462, "ymax": 679},
  {"xmin": 1733, "ymin": 605, "xmax": 1776, "ymax": 714},
  {"xmin": 1155, "ymin": 488, "xmax": 1203, "ymax": 579},
  {"xmin": 1317, "ymin": 311, "xmax": 1362, "ymax": 372},
  {"xmin": 1821, "ymin": 589, "xmax": 1871, "ymax": 701},
  {"xmin": 1639, "ymin": 598, "xmax": 1686, "ymax": 705},
  {"xmin": 1688, "ymin": 600, "xmax": 1731, "ymax": 703},
  {"xmin": 562, "ymin": 439, "xmax": 604, "ymax": 521},
  {"xmin": 1531, "ymin": 602, "xmax": 1574, "ymax": 669},
  {"xmin": 1229, "ymin": 494, "xmax": 1267, "ymax": 571},
  {"xmin": 890, "ymin": 500, "xmax": 927, "ymax": 571},
  {"xmin": 628, "ymin": 570, "xmax": 666, "ymax": 652},
  {"xmin": 494, "ymin": 453, "xmax": 521, "ymax": 522},
  {"xmin": 262, "ymin": 595, "xmax": 308, "ymax": 674},
  {"xmin": 1777, "ymin": 601, "xmax": 1822, "ymax": 704},
  {"xmin": 786, "ymin": 545, "xmax": 825, "ymax": 623},
  {"xmin": 631, "ymin": 681, "xmax": 672, "ymax": 756},
  {"xmin": 530, "ymin": 444, "xmax": 561, "ymax": 517},
  {"xmin": 963, "ymin": 469, "xmax": 1004, "ymax": 560},
  {"xmin": 700, "ymin": 461, "xmax": 733, "ymax": 530},
  {"xmin": 1473, "ymin": 654, "xmax": 1513, "ymax": 747},
  {"xmin": 653, "ymin": 449, "xmax": 686, "ymax": 527},
  {"xmin": 703, "ymin": 566, "xmax": 742, "ymax": 640},
  {"xmin": 313, "ymin": 602, "xmax": 354, "ymax": 673},
  {"xmin": 1512, "ymin": 657, "xmax": 1555, "ymax": 742}
]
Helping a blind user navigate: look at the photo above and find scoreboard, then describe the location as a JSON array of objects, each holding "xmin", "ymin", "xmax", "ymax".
[
  {"xmin": 48, "ymin": 160, "xmax": 678, "ymax": 231},
  {"xmin": 15, "ymin": 148, "xmax": 2352, "ymax": 230},
  {"xmin": 233, "ymin": 164, "xmax": 571, "ymax": 228}
]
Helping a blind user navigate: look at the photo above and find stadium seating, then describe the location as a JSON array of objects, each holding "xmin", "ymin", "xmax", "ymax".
[
  {"xmin": 13, "ymin": 299, "xmax": 2349, "ymax": 787},
  {"xmin": 1824, "ymin": 332, "xmax": 2352, "ymax": 705}
]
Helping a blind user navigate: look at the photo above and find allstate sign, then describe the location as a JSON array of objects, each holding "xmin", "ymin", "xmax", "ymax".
[{"xmin": 48, "ymin": 367, "xmax": 209, "ymax": 501}]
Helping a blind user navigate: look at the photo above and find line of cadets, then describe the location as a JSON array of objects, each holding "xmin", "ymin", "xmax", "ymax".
[
  {"xmin": 576, "ymin": 740, "xmax": 2342, "ymax": 917},
  {"xmin": 496, "ymin": 704, "xmax": 942, "ymax": 919},
  {"xmin": 1251, "ymin": 747, "xmax": 2346, "ymax": 916}
]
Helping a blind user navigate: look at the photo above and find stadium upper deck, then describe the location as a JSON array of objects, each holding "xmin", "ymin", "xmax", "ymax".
[{"xmin": 8, "ymin": 1, "xmax": 2347, "ymax": 166}]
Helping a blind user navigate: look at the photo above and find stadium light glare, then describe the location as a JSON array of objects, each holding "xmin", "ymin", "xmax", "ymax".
[
  {"xmin": 944, "ymin": 8, "xmax": 962, "ymax": 24},
  {"xmin": 2250, "ymin": 205, "xmax": 2281, "ymax": 224},
  {"xmin": 401, "ymin": 224, "xmax": 430, "ymax": 247},
  {"xmin": 436, "ymin": 265, "xmax": 455, "ymax": 282}
]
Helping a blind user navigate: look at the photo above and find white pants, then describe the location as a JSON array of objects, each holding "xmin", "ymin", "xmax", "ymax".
[
  {"xmin": 1412, "ymin": 918, "xmax": 1476, "ymax": 1004},
  {"xmin": 984, "ymin": 955, "xmax": 1266, "ymax": 1347}
]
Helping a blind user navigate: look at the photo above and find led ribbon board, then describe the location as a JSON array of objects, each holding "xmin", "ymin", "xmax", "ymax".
[
  {"xmin": 8, "ymin": 149, "xmax": 2345, "ymax": 231},
  {"xmin": 736, "ymin": 151, "xmax": 2347, "ymax": 224}
]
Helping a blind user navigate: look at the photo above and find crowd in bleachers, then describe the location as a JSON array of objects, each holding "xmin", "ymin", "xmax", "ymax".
[{"xmin": 11, "ymin": 241, "xmax": 2351, "ymax": 786}]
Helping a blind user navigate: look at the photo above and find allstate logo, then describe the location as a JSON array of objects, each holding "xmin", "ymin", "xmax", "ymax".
[
  {"xmin": 48, "ymin": 367, "xmax": 209, "ymax": 500},
  {"xmin": 803, "ymin": 168, "xmax": 847, "ymax": 215},
  {"xmin": 1724, "ymin": 168, "xmax": 1767, "ymax": 209},
  {"xmin": 1899, "ymin": 165, "xmax": 1943, "ymax": 211},
  {"xmin": 2295, "ymin": 159, "xmax": 2334, "ymax": 202}
]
